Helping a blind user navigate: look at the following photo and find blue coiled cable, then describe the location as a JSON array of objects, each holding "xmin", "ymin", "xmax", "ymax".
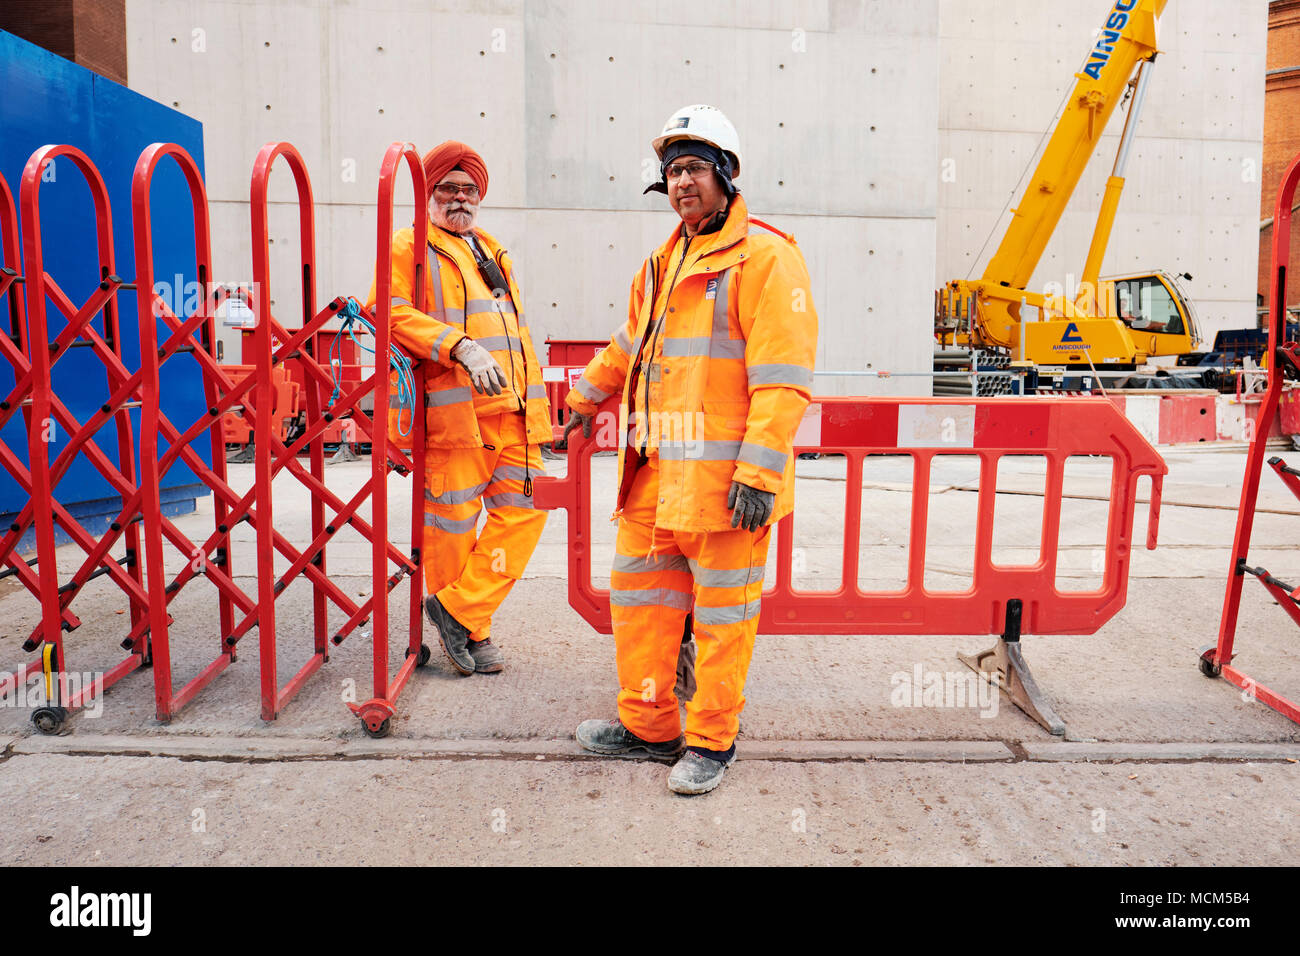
[{"xmin": 331, "ymin": 297, "xmax": 416, "ymax": 438}]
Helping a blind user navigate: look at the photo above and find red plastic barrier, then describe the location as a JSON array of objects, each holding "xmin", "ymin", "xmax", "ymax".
[
  {"xmin": 1206, "ymin": 150, "xmax": 1300, "ymax": 725},
  {"xmin": 534, "ymin": 396, "xmax": 1166, "ymax": 637}
]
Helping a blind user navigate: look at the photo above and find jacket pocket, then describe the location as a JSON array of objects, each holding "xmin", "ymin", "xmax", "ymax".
[{"xmin": 700, "ymin": 399, "xmax": 749, "ymax": 439}]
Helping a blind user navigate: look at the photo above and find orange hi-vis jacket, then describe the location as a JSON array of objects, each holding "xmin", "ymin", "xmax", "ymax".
[
  {"xmin": 566, "ymin": 194, "xmax": 818, "ymax": 532},
  {"xmin": 367, "ymin": 225, "xmax": 552, "ymax": 450}
]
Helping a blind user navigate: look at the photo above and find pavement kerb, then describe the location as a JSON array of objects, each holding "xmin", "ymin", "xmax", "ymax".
[
  {"xmin": 1023, "ymin": 741, "xmax": 1300, "ymax": 762},
  {"xmin": 6, "ymin": 735, "xmax": 1300, "ymax": 764}
]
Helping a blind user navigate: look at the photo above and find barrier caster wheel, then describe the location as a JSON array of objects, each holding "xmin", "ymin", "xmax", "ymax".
[
  {"xmin": 32, "ymin": 706, "xmax": 67, "ymax": 735},
  {"xmin": 362, "ymin": 716, "xmax": 391, "ymax": 739},
  {"xmin": 417, "ymin": 644, "xmax": 431, "ymax": 667},
  {"xmin": 1198, "ymin": 645, "xmax": 1222, "ymax": 679}
]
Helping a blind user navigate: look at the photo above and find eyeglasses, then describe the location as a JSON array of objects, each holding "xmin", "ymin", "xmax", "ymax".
[
  {"xmin": 663, "ymin": 162, "xmax": 714, "ymax": 183},
  {"xmin": 433, "ymin": 182, "xmax": 480, "ymax": 201}
]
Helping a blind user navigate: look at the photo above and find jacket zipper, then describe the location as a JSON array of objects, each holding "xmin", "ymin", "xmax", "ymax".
[
  {"xmin": 639, "ymin": 235, "xmax": 692, "ymax": 455},
  {"xmin": 430, "ymin": 236, "xmax": 529, "ymax": 452}
]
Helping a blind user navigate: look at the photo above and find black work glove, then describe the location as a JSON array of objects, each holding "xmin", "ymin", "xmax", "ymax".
[
  {"xmin": 561, "ymin": 410, "xmax": 593, "ymax": 443},
  {"xmin": 727, "ymin": 480, "xmax": 775, "ymax": 532}
]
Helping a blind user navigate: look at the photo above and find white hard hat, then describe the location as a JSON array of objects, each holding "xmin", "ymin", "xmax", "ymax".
[{"xmin": 651, "ymin": 104, "xmax": 741, "ymax": 178}]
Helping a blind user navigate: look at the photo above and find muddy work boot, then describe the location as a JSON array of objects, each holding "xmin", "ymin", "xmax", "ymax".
[
  {"xmin": 667, "ymin": 746, "xmax": 737, "ymax": 796},
  {"xmin": 575, "ymin": 719, "xmax": 685, "ymax": 761},
  {"xmin": 466, "ymin": 637, "xmax": 505, "ymax": 674},
  {"xmin": 425, "ymin": 595, "xmax": 473, "ymax": 676}
]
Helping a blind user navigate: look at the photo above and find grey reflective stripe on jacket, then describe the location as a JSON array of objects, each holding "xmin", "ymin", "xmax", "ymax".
[
  {"xmin": 737, "ymin": 441, "xmax": 788, "ymax": 473},
  {"xmin": 575, "ymin": 376, "xmax": 613, "ymax": 403},
  {"xmin": 656, "ymin": 440, "xmax": 741, "ymax": 462},
  {"xmin": 431, "ymin": 326, "xmax": 457, "ymax": 359},
  {"xmin": 388, "ymin": 387, "xmax": 474, "ymax": 409},
  {"xmin": 613, "ymin": 325, "xmax": 633, "ymax": 354},
  {"xmin": 709, "ymin": 267, "xmax": 745, "ymax": 359},
  {"xmin": 467, "ymin": 297, "xmax": 516, "ymax": 315},
  {"xmin": 747, "ymin": 363, "xmax": 814, "ymax": 389},
  {"xmin": 474, "ymin": 334, "xmax": 524, "ymax": 354}
]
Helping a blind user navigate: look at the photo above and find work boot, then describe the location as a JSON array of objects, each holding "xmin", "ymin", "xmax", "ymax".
[
  {"xmin": 667, "ymin": 747, "xmax": 737, "ymax": 796},
  {"xmin": 467, "ymin": 637, "xmax": 505, "ymax": 674},
  {"xmin": 425, "ymin": 595, "xmax": 473, "ymax": 676},
  {"xmin": 575, "ymin": 719, "xmax": 685, "ymax": 761}
]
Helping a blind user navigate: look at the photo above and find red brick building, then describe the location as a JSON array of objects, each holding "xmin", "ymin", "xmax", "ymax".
[
  {"xmin": 1261, "ymin": 0, "xmax": 1300, "ymax": 321},
  {"xmin": 0, "ymin": 1, "xmax": 126, "ymax": 86}
]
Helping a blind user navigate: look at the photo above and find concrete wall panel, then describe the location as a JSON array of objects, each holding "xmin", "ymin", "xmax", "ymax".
[
  {"xmin": 523, "ymin": 10, "xmax": 938, "ymax": 219},
  {"xmin": 124, "ymin": 0, "xmax": 1264, "ymax": 386},
  {"xmin": 128, "ymin": 0, "xmax": 330, "ymax": 204}
]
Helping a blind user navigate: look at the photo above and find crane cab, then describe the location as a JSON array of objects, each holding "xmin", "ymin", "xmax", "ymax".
[{"xmin": 1097, "ymin": 270, "xmax": 1204, "ymax": 362}]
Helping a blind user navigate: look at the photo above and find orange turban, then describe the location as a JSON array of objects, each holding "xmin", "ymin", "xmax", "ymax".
[{"xmin": 423, "ymin": 141, "xmax": 489, "ymax": 200}]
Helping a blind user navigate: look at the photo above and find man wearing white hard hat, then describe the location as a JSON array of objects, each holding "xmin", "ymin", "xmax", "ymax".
[{"xmin": 564, "ymin": 105, "xmax": 819, "ymax": 794}]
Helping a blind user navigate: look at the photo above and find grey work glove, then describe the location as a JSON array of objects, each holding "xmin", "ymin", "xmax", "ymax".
[
  {"xmin": 451, "ymin": 337, "xmax": 508, "ymax": 396},
  {"xmin": 561, "ymin": 409, "xmax": 593, "ymax": 443},
  {"xmin": 728, "ymin": 480, "xmax": 775, "ymax": 532}
]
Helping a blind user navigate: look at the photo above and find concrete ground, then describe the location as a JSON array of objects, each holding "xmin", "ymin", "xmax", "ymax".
[{"xmin": 1, "ymin": 443, "xmax": 1298, "ymax": 866}]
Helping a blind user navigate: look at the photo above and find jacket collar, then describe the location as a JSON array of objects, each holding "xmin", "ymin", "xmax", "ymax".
[
  {"xmin": 651, "ymin": 193, "xmax": 751, "ymax": 270},
  {"xmin": 428, "ymin": 223, "xmax": 505, "ymax": 261}
]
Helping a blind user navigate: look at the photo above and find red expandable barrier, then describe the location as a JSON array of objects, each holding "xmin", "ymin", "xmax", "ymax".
[
  {"xmin": 130, "ymin": 142, "xmax": 266, "ymax": 721},
  {"xmin": 342, "ymin": 141, "xmax": 433, "ymax": 736},
  {"xmin": 249, "ymin": 141, "xmax": 427, "ymax": 731},
  {"xmin": 0, "ymin": 169, "xmax": 61, "ymax": 701},
  {"xmin": 1205, "ymin": 150, "xmax": 1300, "ymax": 726},
  {"xmin": 533, "ymin": 395, "xmax": 1167, "ymax": 734},
  {"xmin": 9, "ymin": 146, "xmax": 160, "ymax": 731}
]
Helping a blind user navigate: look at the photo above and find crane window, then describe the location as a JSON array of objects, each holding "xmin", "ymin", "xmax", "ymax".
[{"xmin": 1115, "ymin": 278, "xmax": 1183, "ymax": 335}]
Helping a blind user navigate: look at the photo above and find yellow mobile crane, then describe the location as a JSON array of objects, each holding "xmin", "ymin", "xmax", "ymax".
[{"xmin": 936, "ymin": 0, "xmax": 1204, "ymax": 382}]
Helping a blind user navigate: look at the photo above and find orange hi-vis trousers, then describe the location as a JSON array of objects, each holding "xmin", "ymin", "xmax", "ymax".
[
  {"xmin": 611, "ymin": 454, "xmax": 770, "ymax": 751},
  {"xmin": 421, "ymin": 412, "xmax": 547, "ymax": 641}
]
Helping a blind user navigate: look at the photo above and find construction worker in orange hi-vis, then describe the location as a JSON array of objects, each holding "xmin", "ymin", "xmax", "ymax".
[
  {"xmin": 365, "ymin": 141, "xmax": 552, "ymax": 676},
  {"xmin": 564, "ymin": 105, "xmax": 818, "ymax": 794}
]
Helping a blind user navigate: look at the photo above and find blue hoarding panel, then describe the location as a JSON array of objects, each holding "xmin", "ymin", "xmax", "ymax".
[{"xmin": 0, "ymin": 30, "xmax": 210, "ymax": 548}]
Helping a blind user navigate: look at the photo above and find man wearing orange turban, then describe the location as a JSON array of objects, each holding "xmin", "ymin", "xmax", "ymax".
[{"xmin": 366, "ymin": 141, "xmax": 552, "ymax": 676}]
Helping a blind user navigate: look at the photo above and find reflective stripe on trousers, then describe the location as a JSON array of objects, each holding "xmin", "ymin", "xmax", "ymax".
[
  {"xmin": 610, "ymin": 454, "xmax": 770, "ymax": 751},
  {"xmin": 421, "ymin": 412, "xmax": 547, "ymax": 639}
]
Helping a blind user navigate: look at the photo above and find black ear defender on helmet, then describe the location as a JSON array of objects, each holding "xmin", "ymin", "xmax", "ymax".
[{"xmin": 643, "ymin": 139, "xmax": 739, "ymax": 197}]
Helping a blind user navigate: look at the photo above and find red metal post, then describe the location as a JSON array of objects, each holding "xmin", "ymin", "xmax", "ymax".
[
  {"xmin": 1207, "ymin": 149, "xmax": 1300, "ymax": 726},
  {"xmin": 347, "ymin": 141, "xmax": 429, "ymax": 736},
  {"xmin": 14, "ymin": 146, "xmax": 155, "ymax": 726}
]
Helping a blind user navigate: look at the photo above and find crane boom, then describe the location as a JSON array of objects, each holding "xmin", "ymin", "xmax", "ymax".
[{"xmin": 982, "ymin": 0, "xmax": 1165, "ymax": 292}]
